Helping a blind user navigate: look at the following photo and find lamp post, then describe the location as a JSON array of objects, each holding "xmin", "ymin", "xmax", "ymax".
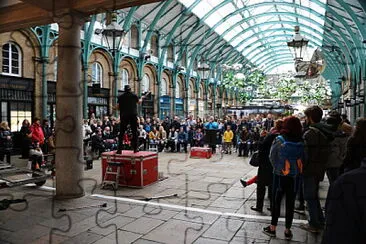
[{"xmin": 101, "ymin": 11, "xmax": 125, "ymax": 117}]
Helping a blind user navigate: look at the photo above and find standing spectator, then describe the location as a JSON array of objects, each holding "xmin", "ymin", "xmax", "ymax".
[
  {"xmin": 42, "ymin": 119, "xmax": 52, "ymax": 154},
  {"xmin": 187, "ymin": 115, "xmax": 196, "ymax": 128},
  {"xmin": 263, "ymin": 116, "xmax": 304, "ymax": 240},
  {"xmin": 82, "ymin": 119, "xmax": 92, "ymax": 155},
  {"xmin": 342, "ymin": 118, "xmax": 366, "ymax": 172},
  {"xmin": 247, "ymin": 119, "xmax": 283, "ymax": 212},
  {"xmin": 171, "ymin": 116, "xmax": 181, "ymax": 131},
  {"xmin": 0, "ymin": 121, "xmax": 13, "ymax": 164},
  {"xmin": 263, "ymin": 114, "xmax": 274, "ymax": 132},
  {"xmin": 177, "ymin": 127, "xmax": 188, "ymax": 153},
  {"xmin": 30, "ymin": 118, "xmax": 45, "ymax": 146},
  {"xmin": 223, "ymin": 125, "xmax": 234, "ymax": 154},
  {"xmin": 204, "ymin": 116, "xmax": 218, "ymax": 153},
  {"xmin": 161, "ymin": 117, "xmax": 171, "ymax": 133},
  {"xmin": 322, "ymin": 134, "xmax": 366, "ymax": 244},
  {"xmin": 238, "ymin": 127, "xmax": 250, "ymax": 157},
  {"xmin": 300, "ymin": 105, "xmax": 334, "ymax": 233},
  {"xmin": 325, "ymin": 111, "xmax": 351, "ymax": 184},
  {"xmin": 20, "ymin": 119, "xmax": 32, "ymax": 159}
]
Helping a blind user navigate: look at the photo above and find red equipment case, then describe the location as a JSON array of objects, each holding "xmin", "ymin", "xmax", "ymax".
[
  {"xmin": 101, "ymin": 150, "xmax": 158, "ymax": 188},
  {"xmin": 190, "ymin": 147, "xmax": 212, "ymax": 159}
]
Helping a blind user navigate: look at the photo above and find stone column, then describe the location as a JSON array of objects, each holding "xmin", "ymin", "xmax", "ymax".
[{"xmin": 55, "ymin": 11, "xmax": 86, "ymax": 199}]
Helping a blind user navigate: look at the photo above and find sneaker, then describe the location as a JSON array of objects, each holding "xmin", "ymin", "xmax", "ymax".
[
  {"xmin": 240, "ymin": 178, "xmax": 247, "ymax": 187},
  {"xmin": 284, "ymin": 229, "xmax": 293, "ymax": 240},
  {"xmin": 299, "ymin": 223, "xmax": 321, "ymax": 233},
  {"xmin": 262, "ymin": 226, "xmax": 276, "ymax": 237}
]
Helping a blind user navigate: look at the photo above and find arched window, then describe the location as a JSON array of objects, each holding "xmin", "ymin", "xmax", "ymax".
[
  {"xmin": 92, "ymin": 62, "xmax": 103, "ymax": 87},
  {"xmin": 161, "ymin": 78, "xmax": 167, "ymax": 96},
  {"xmin": 2, "ymin": 42, "xmax": 21, "ymax": 76},
  {"xmin": 142, "ymin": 74, "xmax": 150, "ymax": 93},
  {"xmin": 175, "ymin": 82, "xmax": 180, "ymax": 98},
  {"xmin": 121, "ymin": 69, "xmax": 129, "ymax": 90}
]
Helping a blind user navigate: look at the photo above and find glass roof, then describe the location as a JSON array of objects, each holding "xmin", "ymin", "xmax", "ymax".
[{"xmin": 177, "ymin": 0, "xmax": 327, "ymax": 73}]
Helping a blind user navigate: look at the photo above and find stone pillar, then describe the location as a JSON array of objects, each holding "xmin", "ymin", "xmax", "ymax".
[{"xmin": 55, "ymin": 11, "xmax": 86, "ymax": 199}]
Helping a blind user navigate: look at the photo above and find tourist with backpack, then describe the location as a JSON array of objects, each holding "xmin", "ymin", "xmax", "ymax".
[
  {"xmin": 263, "ymin": 116, "xmax": 304, "ymax": 241},
  {"xmin": 300, "ymin": 105, "xmax": 334, "ymax": 233}
]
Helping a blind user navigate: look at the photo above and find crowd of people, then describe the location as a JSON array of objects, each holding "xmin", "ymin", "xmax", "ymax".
[{"xmin": 1, "ymin": 105, "xmax": 366, "ymax": 243}]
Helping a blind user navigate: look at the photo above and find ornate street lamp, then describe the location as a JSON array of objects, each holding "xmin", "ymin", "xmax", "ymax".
[
  {"xmin": 101, "ymin": 11, "xmax": 125, "ymax": 116},
  {"xmin": 287, "ymin": 26, "xmax": 309, "ymax": 61},
  {"xmin": 197, "ymin": 58, "xmax": 211, "ymax": 80},
  {"xmin": 102, "ymin": 12, "xmax": 125, "ymax": 54}
]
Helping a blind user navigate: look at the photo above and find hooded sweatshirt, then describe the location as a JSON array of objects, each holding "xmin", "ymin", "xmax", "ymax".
[{"xmin": 303, "ymin": 122, "xmax": 334, "ymax": 181}]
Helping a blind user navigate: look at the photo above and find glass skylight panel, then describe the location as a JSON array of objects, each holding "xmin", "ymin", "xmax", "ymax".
[
  {"xmin": 217, "ymin": 3, "xmax": 236, "ymax": 18},
  {"xmin": 179, "ymin": 0, "xmax": 196, "ymax": 8},
  {"xmin": 215, "ymin": 22, "xmax": 230, "ymax": 35},
  {"xmin": 191, "ymin": 1, "xmax": 213, "ymax": 18},
  {"xmin": 205, "ymin": 14, "xmax": 220, "ymax": 28},
  {"xmin": 276, "ymin": 5, "xmax": 294, "ymax": 13}
]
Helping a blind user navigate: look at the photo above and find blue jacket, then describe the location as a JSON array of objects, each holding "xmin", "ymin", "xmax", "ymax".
[
  {"xmin": 205, "ymin": 122, "xmax": 218, "ymax": 130},
  {"xmin": 178, "ymin": 132, "xmax": 188, "ymax": 141}
]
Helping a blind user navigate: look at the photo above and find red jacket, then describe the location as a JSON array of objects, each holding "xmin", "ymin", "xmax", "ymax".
[{"xmin": 30, "ymin": 124, "xmax": 45, "ymax": 145}]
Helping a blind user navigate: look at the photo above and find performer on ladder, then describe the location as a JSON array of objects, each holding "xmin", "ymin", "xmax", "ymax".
[{"xmin": 114, "ymin": 85, "xmax": 149, "ymax": 154}]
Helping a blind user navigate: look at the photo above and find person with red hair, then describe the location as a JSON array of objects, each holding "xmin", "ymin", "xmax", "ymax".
[{"xmin": 263, "ymin": 116, "xmax": 304, "ymax": 240}]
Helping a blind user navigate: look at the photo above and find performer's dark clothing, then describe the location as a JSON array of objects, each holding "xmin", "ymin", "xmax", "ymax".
[{"xmin": 117, "ymin": 91, "xmax": 139, "ymax": 152}]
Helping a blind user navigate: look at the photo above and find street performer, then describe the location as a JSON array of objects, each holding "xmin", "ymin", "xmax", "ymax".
[{"xmin": 114, "ymin": 85, "xmax": 149, "ymax": 154}]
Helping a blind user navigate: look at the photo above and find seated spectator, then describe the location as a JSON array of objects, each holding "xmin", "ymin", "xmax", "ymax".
[
  {"xmin": 193, "ymin": 128, "xmax": 204, "ymax": 147},
  {"xmin": 91, "ymin": 128, "xmax": 105, "ymax": 158},
  {"xmin": 177, "ymin": 127, "xmax": 188, "ymax": 153},
  {"xmin": 138, "ymin": 125, "xmax": 147, "ymax": 150},
  {"xmin": 166, "ymin": 128, "xmax": 178, "ymax": 152},
  {"xmin": 157, "ymin": 125, "xmax": 167, "ymax": 152},
  {"xmin": 102, "ymin": 126, "xmax": 117, "ymax": 151},
  {"xmin": 149, "ymin": 126, "xmax": 159, "ymax": 144}
]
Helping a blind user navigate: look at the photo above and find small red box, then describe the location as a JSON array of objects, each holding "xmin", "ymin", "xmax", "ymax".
[
  {"xmin": 190, "ymin": 147, "xmax": 212, "ymax": 159},
  {"xmin": 101, "ymin": 150, "xmax": 158, "ymax": 188}
]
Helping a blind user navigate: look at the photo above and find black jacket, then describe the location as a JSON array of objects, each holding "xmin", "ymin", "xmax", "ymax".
[
  {"xmin": 303, "ymin": 122, "xmax": 334, "ymax": 181},
  {"xmin": 322, "ymin": 158, "xmax": 366, "ymax": 244},
  {"xmin": 257, "ymin": 132, "xmax": 278, "ymax": 185},
  {"xmin": 342, "ymin": 137, "xmax": 365, "ymax": 172}
]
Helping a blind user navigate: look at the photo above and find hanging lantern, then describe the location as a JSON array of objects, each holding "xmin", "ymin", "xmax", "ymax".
[
  {"xmin": 197, "ymin": 58, "xmax": 211, "ymax": 80},
  {"xmin": 102, "ymin": 12, "xmax": 125, "ymax": 54},
  {"xmin": 287, "ymin": 26, "xmax": 309, "ymax": 61}
]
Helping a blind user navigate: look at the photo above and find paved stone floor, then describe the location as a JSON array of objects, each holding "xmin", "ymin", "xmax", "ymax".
[{"xmin": 0, "ymin": 152, "xmax": 328, "ymax": 244}]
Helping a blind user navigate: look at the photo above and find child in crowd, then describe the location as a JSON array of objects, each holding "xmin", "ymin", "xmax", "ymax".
[{"xmin": 223, "ymin": 125, "xmax": 234, "ymax": 154}]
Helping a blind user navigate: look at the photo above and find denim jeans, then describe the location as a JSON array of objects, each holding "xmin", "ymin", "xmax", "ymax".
[{"xmin": 303, "ymin": 176, "xmax": 325, "ymax": 228}]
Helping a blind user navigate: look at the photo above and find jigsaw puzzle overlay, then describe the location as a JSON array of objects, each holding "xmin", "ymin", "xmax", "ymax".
[{"xmin": 1, "ymin": 0, "xmax": 364, "ymax": 244}]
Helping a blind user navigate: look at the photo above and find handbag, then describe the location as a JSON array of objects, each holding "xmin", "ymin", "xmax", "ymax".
[{"xmin": 249, "ymin": 151, "xmax": 260, "ymax": 167}]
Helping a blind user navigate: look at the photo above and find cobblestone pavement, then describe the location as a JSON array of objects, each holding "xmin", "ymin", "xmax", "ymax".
[{"xmin": 0, "ymin": 152, "xmax": 327, "ymax": 244}]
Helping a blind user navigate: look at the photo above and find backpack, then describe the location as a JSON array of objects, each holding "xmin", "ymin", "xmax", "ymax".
[{"xmin": 275, "ymin": 135, "xmax": 304, "ymax": 177}]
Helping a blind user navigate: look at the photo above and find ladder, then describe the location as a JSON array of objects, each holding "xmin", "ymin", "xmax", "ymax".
[{"xmin": 102, "ymin": 161, "xmax": 123, "ymax": 190}]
